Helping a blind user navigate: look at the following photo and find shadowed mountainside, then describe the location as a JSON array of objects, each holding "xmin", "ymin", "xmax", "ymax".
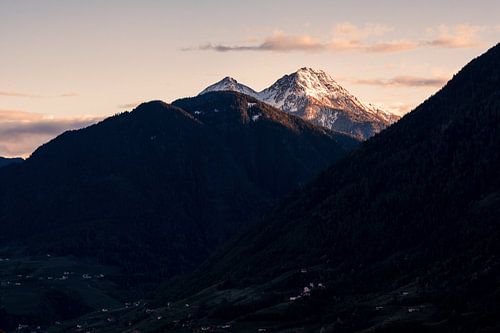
[
  {"xmin": 0, "ymin": 92, "xmax": 358, "ymax": 282},
  {"xmin": 0, "ymin": 157, "xmax": 23, "ymax": 168}
]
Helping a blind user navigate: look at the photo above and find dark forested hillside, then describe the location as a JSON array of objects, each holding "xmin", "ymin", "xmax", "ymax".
[
  {"xmin": 0, "ymin": 92, "xmax": 357, "ymax": 281},
  {"xmin": 127, "ymin": 44, "xmax": 500, "ymax": 332},
  {"xmin": 0, "ymin": 157, "xmax": 23, "ymax": 168}
]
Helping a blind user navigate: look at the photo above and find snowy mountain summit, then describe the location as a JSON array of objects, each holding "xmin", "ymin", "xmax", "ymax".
[
  {"xmin": 199, "ymin": 76, "xmax": 258, "ymax": 98},
  {"xmin": 199, "ymin": 68, "xmax": 400, "ymax": 139}
]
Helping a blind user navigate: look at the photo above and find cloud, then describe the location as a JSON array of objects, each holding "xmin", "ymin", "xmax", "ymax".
[
  {"xmin": 251, "ymin": 33, "xmax": 327, "ymax": 52},
  {"xmin": 364, "ymin": 41, "xmax": 418, "ymax": 53},
  {"xmin": 0, "ymin": 91, "xmax": 41, "ymax": 98},
  {"xmin": 334, "ymin": 22, "xmax": 393, "ymax": 39},
  {"xmin": 194, "ymin": 31, "xmax": 418, "ymax": 54},
  {"xmin": 60, "ymin": 92, "xmax": 79, "ymax": 97},
  {"xmin": 426, "ymin": 24, "xmax": 484, "ymax": 48},
  {"xmin": 0, "ymin": 109, "xmax": 101, "ymax": 157},
  {"xmin": 196, "ymin": 33, "xmax": 325, "ymax": 52},
  {"xmin": 187, "ymin": 23, "xmax": 487, "ymax": 54},
  {"xmin": 0, "ymin": 91, "xmax": 80, "ymax": 98},
  {"xmin": 376, "ymin": 102, "xmax": 415, "ymax": 116},
  {"xmin": 351, "ymin": 75, "xmax": 449, "ymax": 88},
  {"xmin": 118, "ymin": 102, "xmax": 140, "ymax": 109}
]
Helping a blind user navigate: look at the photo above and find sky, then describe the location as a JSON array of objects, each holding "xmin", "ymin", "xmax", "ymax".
[{"xmin": 1, "ymin": 0, "xmax": 499, "ymax": 157}]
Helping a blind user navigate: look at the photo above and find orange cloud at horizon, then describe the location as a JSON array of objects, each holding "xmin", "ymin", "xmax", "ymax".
[
  {"xmin": 350, "ymin": 75, "xmax": 450, "ymax": 88},
  {"xmin": 0, "ymin": 109, "xmax": 101, "ymax": 157}
]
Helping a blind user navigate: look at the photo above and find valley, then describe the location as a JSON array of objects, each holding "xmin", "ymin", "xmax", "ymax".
[{"xmin": 0, "ymin": 3, "xmax": 498, "ymax": 330}]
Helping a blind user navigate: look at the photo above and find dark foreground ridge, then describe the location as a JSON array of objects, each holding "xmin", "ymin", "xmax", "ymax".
[{"xmin": 0, "ymin": 156, "xmax": 23, "ymax": 168}]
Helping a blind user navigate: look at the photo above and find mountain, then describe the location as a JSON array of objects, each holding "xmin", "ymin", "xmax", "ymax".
[
  {"xmin": 260, "ymin": 68, "xmax": 400, "ymax": 139},
  {"xmin": 200, "ymin": 68, "xmax": 400, "ymax": 139},
  {"xmin": 0, "ymin": 156, "xmax": 23, "ymax": 168},
  {"xmin": 199, "ymin": 76, "xmax": 258, "ymax": 98},
  {"xmin": 0, "ymin": 91, "xmax": 358, "ymax": 283},
  {"xmin": 114, "ymin": 45, "xmax": 500, "ymax": 332}
]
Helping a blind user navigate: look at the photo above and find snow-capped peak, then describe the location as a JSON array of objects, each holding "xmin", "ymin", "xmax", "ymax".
[
  {"xmin": 259, "ymin": 67, "xmax": 351, "ymax": 112},
  {"xmin": 261, "ymin": 67, "xmax": 385, "ymax": 115},
  {"xmin": 199, "ymin": 77, "xmax": 258, "ymax": 97},
  {"xmin": 198, "ymin": 68, "xmax": 400, "ymax": 139}
]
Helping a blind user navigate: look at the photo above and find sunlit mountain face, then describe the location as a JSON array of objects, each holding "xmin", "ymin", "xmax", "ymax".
[{"xmin": 200, "ymin": 68, "xmax": 400, "ymax": 139}]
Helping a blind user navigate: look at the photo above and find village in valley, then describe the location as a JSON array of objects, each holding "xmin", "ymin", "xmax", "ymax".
[{"xmin": 1, "ymin": 249, "xmax": 435, "ymax": 333}]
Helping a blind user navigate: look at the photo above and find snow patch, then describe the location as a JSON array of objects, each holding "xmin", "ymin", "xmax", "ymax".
[{"xmin": 252, "ymin": 114, "xmax": 261, "ymax": 121}]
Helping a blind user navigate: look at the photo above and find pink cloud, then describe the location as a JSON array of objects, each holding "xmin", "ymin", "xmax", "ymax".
[
  {"xmin": 0, "ymin": 91, "xmax": 80, "ymax": 98},
  {"xmin": 364, "ymin": 41, "xmax": 418, "ymax": 53},
  {"xmin": 188, "ymin": 23, "xmax": 488, "ymax": 54},
  {"xmin": 0, "ymin": 109, "xmax": 101, "ymax": 157},
  {"xmin": 0, "ymin": 91, "xmax": 41, "ymax": 98},
  {"xmin": 426, "ymin": 24, "xmax": 485, "ymax": 48},
  {"xmin": 195, "ymin": 31, "xmax": 417, "ymax": 54},
  {"xmin": 351, "ymin": 75, "xmax": 449, "ymax": 88},
  {"xmin": 60, "ymin": 92, "xmax": 80, "ymax": 97},
  {"xmin": 376, "ymin": 102, "xmax": 415, "ymax": 116},
  {"xmin": 334, "ymin": 22, "xmax": 393, "ymax": 39},
  {"xmin": 118, "ymin": 102, "xmax": 140, "ymax": 109}
]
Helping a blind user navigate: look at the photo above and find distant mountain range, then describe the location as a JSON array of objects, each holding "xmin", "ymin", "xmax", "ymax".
[
  {"xmin": 1, "ymin": 43, "xmax": 499, "ymax": 333},
  {"xmin": 200, "ymin": 68, "xmax": 400, "ymax": 139},
  {"xmin": 0, "ymin": 156, "xmax": 23, "ymax": 168},
  {"xmin": 0, "ymin": 92, "xmax": 358, "ymax": 285}
]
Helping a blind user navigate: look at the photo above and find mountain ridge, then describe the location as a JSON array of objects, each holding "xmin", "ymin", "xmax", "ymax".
[
  {"xmin": 0, "ymin": 91, "xmax": 358, "ymax": 280},
  {"xmin": 0, "ymin": 156, "xmax": 24, "ymax": 168},
  {"xmin": 199, "ymin": 67, "xmax": 400, "ymax": 139}
]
